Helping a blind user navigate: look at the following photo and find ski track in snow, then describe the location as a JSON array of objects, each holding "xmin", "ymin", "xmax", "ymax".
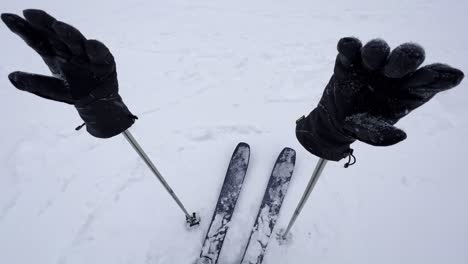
[
  {"xmin": 0, "ymin": 192, "xmax": 21, "ymax": 222},
  {"xmin": 1, "ymin": 0, "xmax": 468, "ymax": 264}
]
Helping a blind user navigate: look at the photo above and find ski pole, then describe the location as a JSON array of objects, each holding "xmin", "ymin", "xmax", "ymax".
[
  {"xmin": 122, "ymin": 130, "xmax": 200, "ymax": 226},
  {"xmin": 281, "ymin": 158, "xmax": 328, "ymax": 239}
]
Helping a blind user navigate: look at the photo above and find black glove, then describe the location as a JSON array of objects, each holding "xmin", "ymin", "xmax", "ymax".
[
  {"xmin": 296, "ymin": 37, "xmax": 464, "ymax": 161},
  {"xmin": 1, "ymin": 9, "xmax": 136, "ymax": 138}
]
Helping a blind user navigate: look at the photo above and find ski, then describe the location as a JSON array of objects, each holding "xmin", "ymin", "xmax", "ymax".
[
  {"xmin": 240, "ymin": 147, "xmax": 296, "ymax": 264},
  {"xmin": 197, "ymin": 142, "xmax": 250, "ymax": 264}
]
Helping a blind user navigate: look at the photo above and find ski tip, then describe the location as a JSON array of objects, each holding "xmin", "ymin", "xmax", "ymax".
[
  {"xmin": 280, "ymin": 147, "xmax": 296, "ymax": 163},
  {"xmin": 234, "ymin": 142, "xmax": 250, "ymax": 161},
  {"xmin": 237, "ymin": 142, "xmax": 250, "ymax": 149},
  {"xmin": 282, "ymin": 147, "xmax": 296, "ymax": 153}
]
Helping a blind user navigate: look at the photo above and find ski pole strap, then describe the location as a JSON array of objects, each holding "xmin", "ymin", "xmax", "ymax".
[
  {"xmin": 75, "ymin": 122, "xmax": 86, "ymax": 131},
  {"xmin": 344, "ymin": 149, "xmax": 356, "ymax": 168}
]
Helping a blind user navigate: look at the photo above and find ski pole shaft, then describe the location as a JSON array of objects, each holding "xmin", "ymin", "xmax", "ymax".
[
  {"xmin": 122, "ymin": 130, "xmax": 191, "ymax": 218},
  {"xmin": 282, "ymin": 158, "xmax": 328, "ymax": 239}
]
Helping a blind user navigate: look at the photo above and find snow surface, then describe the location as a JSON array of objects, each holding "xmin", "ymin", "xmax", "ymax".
[{"xmin": 1, "ymin": 0, "xmax": 467, "ymax": 264}]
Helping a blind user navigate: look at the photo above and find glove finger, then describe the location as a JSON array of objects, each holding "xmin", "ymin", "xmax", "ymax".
[
  {"xmin": 85, "ymin": 39, "xmax": 115, "ymax": 65},
  {"xmin": 23, "ymin": 9, "xmax": 56, "ymax": 31},
  {"xmin": 402, "ymin": 63, "xmax": 464, "ymax": 93},
  {"xmin": 337, "ymin": 37, "xmax": 362, "ymax": 67},
  {"xmin": 384, "ymin": 43, "xmax": 425, "ymax": 78},
  {"xmin": 21, "ymin": 10, "xmax": 72, "ymax": 58},
  {"xmin": 361, "ymin": 39, "xmax": 390, "ymax": 71},
  {"xmin": 8, "ymin": 71, "xmax": 74, "ymax": 104},
  {"xmin": 52, "ymin": 21, "xmax": 87, "ymax": 56},
  {"xmin": 344, "ymin": 113, "xmax": 407, "ymax": 146},
  {"xmin": 386, "ymin": 63, "xmax": 465, "ymax": 119},
  {"xmin": 1, "ymin": 13, "xmax": 52, "ymax": 55}
]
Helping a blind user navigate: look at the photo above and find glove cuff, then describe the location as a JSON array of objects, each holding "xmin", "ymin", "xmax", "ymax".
[
  {"xmin": 295, "ymin": 110, "xmax": 354, "ymax": 161},
  {"xmin": 75, "ymin": 92, "xmax": 136, "ymax": 138}
]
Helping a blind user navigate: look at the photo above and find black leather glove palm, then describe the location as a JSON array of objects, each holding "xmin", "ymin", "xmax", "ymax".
[
  {"xmin": 296, "ymin": 37, "xmax": 464, "ymax": 161},
  {"xmin": 1, "ymin": 9, "xmax": 136, "ymax": 138}
]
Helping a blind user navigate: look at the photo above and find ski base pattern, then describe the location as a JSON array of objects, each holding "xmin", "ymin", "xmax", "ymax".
[
  {"xmin": 197, "ymin": 142, "xmax": 250, "ymax": 264},
  {"xmin": 240, "ymin": 147, "xmax": 296, "ymax": 264}
]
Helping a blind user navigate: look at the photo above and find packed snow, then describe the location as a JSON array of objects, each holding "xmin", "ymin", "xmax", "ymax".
[{"xmin": 1, "ymin": 0, "xmax": 467, "ymax": 264}]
